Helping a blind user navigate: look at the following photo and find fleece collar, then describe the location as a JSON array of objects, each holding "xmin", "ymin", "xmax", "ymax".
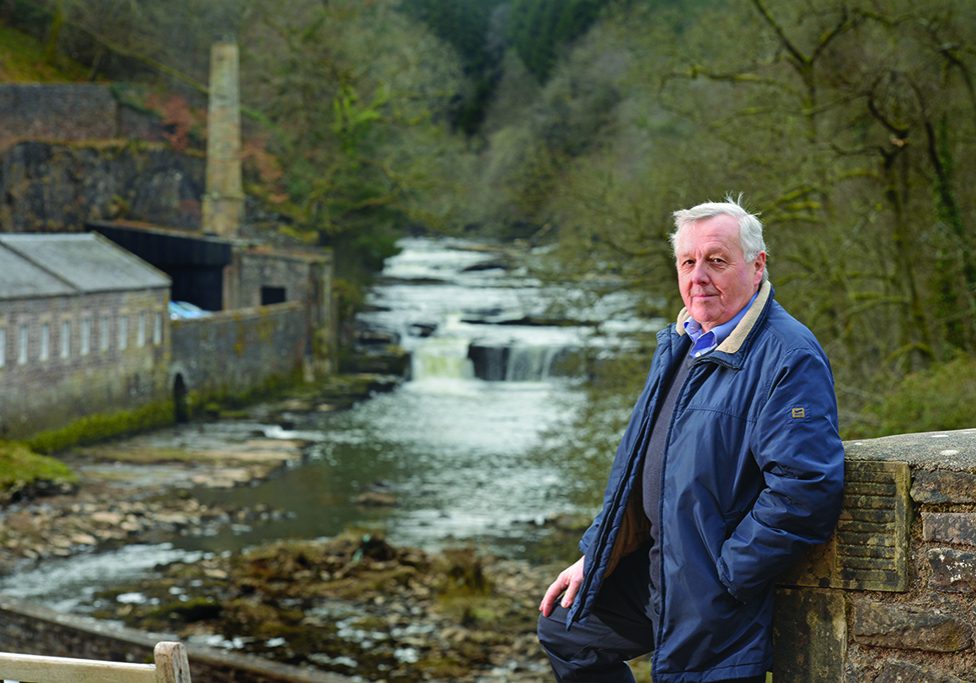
[{"xmin": 675, "ymin": 280, "xmax": 772, "ymax": 355}]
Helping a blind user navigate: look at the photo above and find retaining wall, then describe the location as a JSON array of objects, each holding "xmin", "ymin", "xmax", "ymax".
[
  {"xmin": 0, "ymin": 84, "xmax": 118, "ymax": 143},
  {"xmin": 0, "ymin": 140, "xmax": 205, "ymax": 232},
  {"xmin": 170, "ymin": 302, "xmax": 307, "ymax": 406},
  {"xmin": 774, "ymin": 428, "xmax": 976, "ymax": 682},
  {"xmin": 0, "ymin": 84, "xmax": 163, "ymax": 145}
]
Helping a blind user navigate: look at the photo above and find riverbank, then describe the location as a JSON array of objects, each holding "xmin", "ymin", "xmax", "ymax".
[
  {"xmin": 0, "ymin": 372, "xmax": 401, "ymax": 574},
  {"xmin": 0, "ymin": 370, "xmax": 588, "ymax": 681}
]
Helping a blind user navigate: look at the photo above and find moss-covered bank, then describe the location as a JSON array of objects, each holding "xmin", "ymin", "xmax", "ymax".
[
  {"xmin": 0, "ymin": 441, "xmax": 77, "ymax": 504},
  {"xmin": 26, "ymin": 400, "xmax": 176, "ymax": 455}
]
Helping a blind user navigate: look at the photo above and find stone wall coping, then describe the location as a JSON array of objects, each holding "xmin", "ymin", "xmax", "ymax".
[
  {"xmin": 0, "ymin": 83, "xmax": 111, "ymax": 94},
  {"xmin": 170, "ymin": 301, "xmax": 304, "ymax": 328},
  {"xmin": 844, "ymin": 428, "xmax": 976, "ymax": 472}
]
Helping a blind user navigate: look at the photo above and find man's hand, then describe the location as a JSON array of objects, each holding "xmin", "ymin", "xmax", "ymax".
[{"xmin": 539, "ymin": 556, "xmax": 585, "ymax": 617}]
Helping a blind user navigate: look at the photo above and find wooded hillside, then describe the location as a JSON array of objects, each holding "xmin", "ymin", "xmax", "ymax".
[{"xmin": 5, "ymin": 0, "xmax": 974, "ymax": 437}]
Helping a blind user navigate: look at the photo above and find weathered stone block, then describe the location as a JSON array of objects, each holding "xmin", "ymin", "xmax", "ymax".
[
  {"xmin": 781, "ymin": 460, "xmax": 910, "ymax": 592},
  {"xmin": 851, "ymin": 601, "xmax": 973, "ymax": 652},
  {"xmin": 773, "ymin": 588, "xmax": 846, "ymax": 682},
  {"xmin": 928, "ymin": 548, "xmax": 976, "ymax": 594},
  {"xmin": 912, "ymin": 469, "xmax": 976, "ymax": 504},
  {"xmin": 923, "ymin": 513, "xmax": 976, "ymax": 546},
  {"xmin": 875, "ymin": 660, "xmax": 968, "ymax": 682}
]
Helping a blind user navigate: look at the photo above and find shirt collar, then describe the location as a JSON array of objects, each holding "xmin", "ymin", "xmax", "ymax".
[{"xmin": 683, "ymin": 290, "xmax": 760, "ymax": 358}]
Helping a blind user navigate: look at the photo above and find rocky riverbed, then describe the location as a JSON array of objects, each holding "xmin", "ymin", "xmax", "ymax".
[
  {"xmin": 0, "ymin": 374, "xmax": 591, "ymax": 682},
  {"xmin": 84, "ymin": 532, "xmax": 557, "ymax": 682}
]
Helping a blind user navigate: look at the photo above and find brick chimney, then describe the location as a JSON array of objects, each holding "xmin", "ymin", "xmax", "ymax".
[{"xmin": 202, "ymin": 41, "xmax": 244, "ymax": 237}]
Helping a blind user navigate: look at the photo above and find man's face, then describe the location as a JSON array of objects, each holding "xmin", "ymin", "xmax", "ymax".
[{"xmin": 675, "ymin": 214, "xmax": 766, "ymax": 332}]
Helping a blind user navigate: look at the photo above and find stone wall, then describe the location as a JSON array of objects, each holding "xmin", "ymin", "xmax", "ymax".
[
  {"xmin": 0, "ymin": 140, "xmax": 204, "ymax": 231},
  {"xmin": 0, "ymin": 288, "xmax": 170, "ymax": 439},
  {"xmin": 169, "ymin": 302, "xmax": 307, "ymax": 407},
  {"xmin": 774, "ymin": 428, "xmax": 976, "ymax": 682},
  {"xmin": 0, "ymin": 84, "xmax": 163, "ymax": 144},
  {"xmin": 0, "ymin": 84, "xmax": 118, "ymax": 143},
  {"xmin": 233, "ymin": 249, "xmax": 336, "ymax": 372},
  {"xmin": 0, "ymin": 594, "xmax": 350, "ymax": 683},
  {"xmin": 235, "ymin": 250, "xmax": 317, "ymax": 310}
]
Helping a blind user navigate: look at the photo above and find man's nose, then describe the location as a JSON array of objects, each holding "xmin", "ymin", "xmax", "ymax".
[{"xmin": 690, "ymin": 261, "xmax": 710, "ymax": 283}]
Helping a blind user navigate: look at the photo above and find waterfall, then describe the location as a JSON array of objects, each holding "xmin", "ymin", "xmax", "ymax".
[
  {"xmin": 410, "ymin": 336, "xmax": 475, "ymax": 381},
  {"xmin": 505, "ymin": 345, "xmax": 559, "ymax": 381},
  {"xmin": 467, "ymin": 341, "xmax": 581, "ymax": 382}
]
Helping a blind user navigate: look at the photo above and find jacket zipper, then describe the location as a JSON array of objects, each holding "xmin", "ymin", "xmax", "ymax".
[
  {"xmin": 651, "ymin": 356, "xmax": 701, "ymax": 674},
  {"xmin": 570, "ymin": 337, "xmax": 671, "ymax": 627},
  {"xmin": 570, "ymin": 412, "xmax": 650, "ymax": 626}
]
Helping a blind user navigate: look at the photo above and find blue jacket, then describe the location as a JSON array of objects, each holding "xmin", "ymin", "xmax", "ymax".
[{"xmin": 569, "ymin": 282, "xmax": 844, "ymax": 681}]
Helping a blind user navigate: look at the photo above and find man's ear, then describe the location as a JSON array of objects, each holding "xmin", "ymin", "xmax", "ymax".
[{"xmin": 754, "ymin": 252, "xmax": 767, "ymax": 284}]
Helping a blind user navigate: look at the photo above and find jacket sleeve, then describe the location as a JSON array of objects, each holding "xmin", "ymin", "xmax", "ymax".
[{"xmin": 717, "ymin": 347, "xmax": 845, "ymax": 603}]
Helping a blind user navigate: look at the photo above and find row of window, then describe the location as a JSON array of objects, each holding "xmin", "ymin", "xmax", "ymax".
[{"xmin": 0, "ymin": 311, "xmax": 164, "ymax": 368}]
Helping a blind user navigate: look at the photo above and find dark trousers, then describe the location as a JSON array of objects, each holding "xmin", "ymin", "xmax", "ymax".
[{"xmin": 536, "ymin": 549, "xmax": 765, "ymax": 683}]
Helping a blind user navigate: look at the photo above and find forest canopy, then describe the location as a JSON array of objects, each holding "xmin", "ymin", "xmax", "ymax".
[{"xmin": 7, "ymin": 0, "xmax": 976, "ymax": 438}]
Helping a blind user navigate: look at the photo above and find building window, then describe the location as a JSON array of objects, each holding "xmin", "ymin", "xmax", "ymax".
[
  {"xmin": 60, "ymin": 320, "xmax": 71, "ymax": 359},
  {"xmin": 153, "ymin": 312, "xmax": 163, "ymax": 346},
  {"xmin": 137, "ymin": 312, "xmax": 147, "ymax": 348},
  {"xmin": 0, "ymin": 328, "xmax": 5, "ymax": 368},
  {"xmin": 18, "ymin": 324, "xmax": 28, "ymax": 365},
  {"xmin": 261, "ymin": 286, "xmax": 287, "ymax": 305},
  {"xmin": 39, "ymin": 323, "xmax": 50, "ymax": 361},
  {"xmin": 81, "ymin": 318, "xmax": 92, "ymax": 356},
  {"xmin": 118, "ymin": 316, "xmax": 128, "ymax": 350},
  {"xmin": 100, "ymin": 316, "xmax": 111, "ymax": 352}
]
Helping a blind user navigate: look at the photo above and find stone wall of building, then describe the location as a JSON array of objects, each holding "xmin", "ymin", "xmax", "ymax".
[
  {"xmin": 229, "ymin": 249, "xmax": 336, "ymax": 374},
  {"xmin": 170, "ymin": 302, "xmax": 307, "ymax": 408},
  {"xmin": 0, "ymin": 594, "xmax": 350, "ymax": 683},
  {"xmin": 0, "ymin": 288, "xmax": 170, "ymax": 439},
  {"xmin": 233, "ymin": 249, "xmax": 317, "ymax": 309},
  {"xmin": 774, "ymin": 428, "xmax": 976, "ymax": 682}
]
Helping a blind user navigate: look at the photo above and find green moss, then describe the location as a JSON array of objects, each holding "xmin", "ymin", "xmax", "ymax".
[
  {"xmin": 184, "ymin": 367, "xmax": 307, "ymax": 416},
  {"xmin": 0, "ymin": 441, "xmax": 78, "ymax": 500},
  {"xmin": 0, "ymin": 22, "xmax": 90, "ymax": 82},
  {"xmin": 24, "ymin": 367, "xmax": 309, "ymax": 454},
  {"xmin": 27, "ymin": 400, "xmax": 176, "ymax": 454}
]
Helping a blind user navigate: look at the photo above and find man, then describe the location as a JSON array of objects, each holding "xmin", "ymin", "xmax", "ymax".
[{"xmin": 537, "ymin": 198, "xmax": 845, "ymax": 682}]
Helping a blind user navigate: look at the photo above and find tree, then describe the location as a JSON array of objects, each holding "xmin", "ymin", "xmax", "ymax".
[{"xmin": 239, "ymin": 0, "xmax": 468, "ymax": 281}]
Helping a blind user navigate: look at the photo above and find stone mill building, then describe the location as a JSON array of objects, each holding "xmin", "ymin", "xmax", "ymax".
[{"xmin": 0, "ymin": 43, "xmax": 335, "ymax": 445}]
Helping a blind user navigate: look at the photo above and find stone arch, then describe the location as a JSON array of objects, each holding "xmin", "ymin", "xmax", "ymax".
[
  {"xmin": 172, "ymin": 373, "xmax": 189, "ymax": 423},
  {"xmin": 169, "ymin": 363, "xmax": 191, "ymax": 423}
]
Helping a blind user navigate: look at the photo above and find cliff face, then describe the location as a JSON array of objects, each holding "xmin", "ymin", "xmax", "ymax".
[{"xmin": 0, "ymin": 140, "xmax": 205, "ymax": 231}]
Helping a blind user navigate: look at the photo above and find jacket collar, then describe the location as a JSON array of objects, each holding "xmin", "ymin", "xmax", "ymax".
[{"xmin": 675, "ymin": 280, "xmax": 772, "ymax": 356}]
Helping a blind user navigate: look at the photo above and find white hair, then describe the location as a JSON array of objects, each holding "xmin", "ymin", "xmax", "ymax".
[{"xmin": 670, "ymin": 195, "xmax": 769, "ymax": 281}]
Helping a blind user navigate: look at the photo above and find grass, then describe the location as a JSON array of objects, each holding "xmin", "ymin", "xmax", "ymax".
[
  {"xmin": 0, "ymin": 22, "xmax": 89, "ymax": 82},
  {"xmin": 0, "ymin": 440, "xmax": 78, "ymax": 500}
]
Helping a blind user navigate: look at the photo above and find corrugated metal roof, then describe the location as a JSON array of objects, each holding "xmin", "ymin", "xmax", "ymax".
[
  {"xmin": 0, "ymin": 244, "xmax": 75, "ymax": 299},
  {"xmin": 0, "ymin": 233, "xmax": 170, "ymax": 300}
]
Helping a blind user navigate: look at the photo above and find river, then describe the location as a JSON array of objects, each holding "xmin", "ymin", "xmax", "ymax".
[{"xmin": 0, "ymin": 237, "xmax": 658, "ymax": 625}]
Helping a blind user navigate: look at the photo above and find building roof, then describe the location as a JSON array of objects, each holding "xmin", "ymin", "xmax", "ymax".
[{"xmin": 0, "ymin": 233, "xmax": 170, "ymax": 300}]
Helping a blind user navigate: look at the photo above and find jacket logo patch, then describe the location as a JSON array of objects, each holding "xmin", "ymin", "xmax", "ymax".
[{"xmin": 791, "ymin": 407, "xmax": 806, "ymax": 419}]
